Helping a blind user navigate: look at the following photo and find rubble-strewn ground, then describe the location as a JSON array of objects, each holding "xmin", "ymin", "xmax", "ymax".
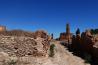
[
  {"xmin": 0, "ymin": 30, "xmax": 90, "ymax": 65},
  {"xmin": 0, "ymin": 36, "xmax": 49, "ymax": 57}
]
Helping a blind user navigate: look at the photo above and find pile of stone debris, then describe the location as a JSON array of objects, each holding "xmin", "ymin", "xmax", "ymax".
[{"xmin": 0, "ymin": 30, "xmax": 50, "ymax": 57}]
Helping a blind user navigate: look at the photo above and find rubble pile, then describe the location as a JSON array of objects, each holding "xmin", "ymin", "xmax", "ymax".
[
  {"xmin": 0, "ymin": 30, "xmax": 35, "ymax": 38},
  {"xmin": 0, "ymin": 30, "xmax": 50, "ymax": 57}
]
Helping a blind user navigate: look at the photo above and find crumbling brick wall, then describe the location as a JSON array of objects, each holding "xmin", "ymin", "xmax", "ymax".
[{"xmin": 0, "ymin": 26, "xmax": 6, "ymax": 32}]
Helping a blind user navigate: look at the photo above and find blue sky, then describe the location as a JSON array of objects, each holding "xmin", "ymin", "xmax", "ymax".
[{"xmin": 0, "ymin": 0, "xmax": 98, "ymax": 38}]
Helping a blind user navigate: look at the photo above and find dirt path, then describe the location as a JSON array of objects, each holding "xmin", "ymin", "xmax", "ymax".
[{"xmin": 49, "ymin": 40, "xmax": 90, "ymax": 65}]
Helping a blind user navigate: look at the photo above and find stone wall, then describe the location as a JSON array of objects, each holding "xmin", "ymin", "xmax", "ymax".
[
  {"xmin": 0, "ymin": 26, "xmax": 6, "ymax": 32},
  {"xmin": 70, "ymin": 30, "xmax": 98, "ymax": 64}
]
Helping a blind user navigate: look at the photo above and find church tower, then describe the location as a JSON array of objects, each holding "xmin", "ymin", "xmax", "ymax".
[
  {"xmin": 65, "ymin": 23, "xmax": 71, "ymax": 41},
  {"xmin": 66, "ymin": 23, "xmax": 70, "ymax": 34},
  {"xmin": 59, "ymin": 23, "xmax": 72, "ymax": 41}
]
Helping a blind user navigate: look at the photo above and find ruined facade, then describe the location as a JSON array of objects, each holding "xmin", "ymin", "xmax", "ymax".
[
  {"xmin": 0, "ymin": 26, "xmax": 6, "ymax": 32},
  {"xmin": 70, "ymin": 29, "xmax": 98, "ymax": 64},
  {"xmin": 59, "ymin": 23, "xmax": 72, "ymax": 41}
]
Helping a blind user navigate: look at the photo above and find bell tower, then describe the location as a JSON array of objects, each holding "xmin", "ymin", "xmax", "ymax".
[{"xmin": 66, "ymin": 23, "xmax": 70, "ymax": 34}]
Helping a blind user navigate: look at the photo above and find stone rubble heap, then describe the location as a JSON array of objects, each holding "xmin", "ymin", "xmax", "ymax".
[{"xmin": 0, "ymin": 30, "xmax": 50, "ymax": 57}]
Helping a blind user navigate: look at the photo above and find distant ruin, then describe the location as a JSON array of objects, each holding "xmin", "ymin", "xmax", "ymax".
[
  {"xmin": 0, "ymin": 25, "xmax": 6, "ymax": 32},
  {"xmin": 59, "ymin": 23, "xmax": 72, "ymax": 42}
]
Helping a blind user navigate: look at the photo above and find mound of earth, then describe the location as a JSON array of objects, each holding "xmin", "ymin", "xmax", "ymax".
[
  {"xmin": 0, "ymin": 30, "xmax": 50, "ymax": 57},
  {"xmin": 0, "ymin": 30, "xmax": 49, "ymax": 39}
]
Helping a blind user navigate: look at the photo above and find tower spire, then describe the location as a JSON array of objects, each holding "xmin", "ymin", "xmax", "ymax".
[{"xmin": 66, "ymin": 23, "xmax": 70, "ymax": 34}]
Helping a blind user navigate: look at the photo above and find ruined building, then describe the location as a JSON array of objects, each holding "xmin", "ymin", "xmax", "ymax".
[
  {"xmin": 70, "ymin": 29, "xmax": 98, "ymax": 64},
  {"xmin": 0, "ymin": 26, "xmax": 6, "ymax": 32},
  {"xmin": 59, "ymin": 23, "xmax": 72, "ymax": 41}
]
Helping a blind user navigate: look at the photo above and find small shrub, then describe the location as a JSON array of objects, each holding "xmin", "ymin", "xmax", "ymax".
[
  {"xmin": 2, "ymin": 59, "xmax": 17, "ymax": 65},
  {"xmin": 49, "ymin": 44, "xmax": 55, "ymax": 57}
]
